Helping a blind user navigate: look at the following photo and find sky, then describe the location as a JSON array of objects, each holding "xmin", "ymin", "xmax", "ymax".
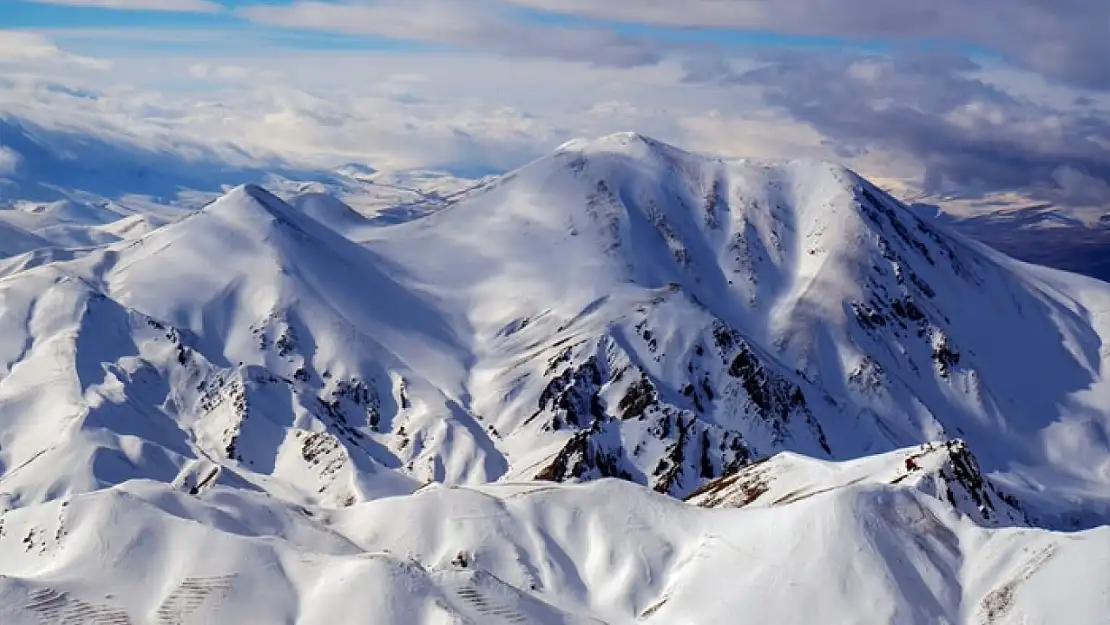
[{"xmin": 1, "ymin": 0, "xmax": 1109, "ymax": 209}]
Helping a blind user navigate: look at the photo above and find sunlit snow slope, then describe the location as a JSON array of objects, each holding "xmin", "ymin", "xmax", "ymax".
[
  {"xmin": 371, "ymin": 133, "xmax": 1110, "ymax": 524},
  {"xmin": 0, "ymin": 132, "xmax": 1108, "ymax": 624}
]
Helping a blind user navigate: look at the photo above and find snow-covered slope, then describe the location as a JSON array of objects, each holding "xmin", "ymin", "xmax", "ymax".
[
  {"xmin": 0, "ymin": 476, "xmax": 1106, "ymax": 624},
  {"xmin": 0, "ymin": 183, "xmax": 508, "ymax": 511},
  {"xmin": 0, "ymin": 132, "xmax": 1108, "ymax": 623},
  {"xmin": 0, "ymin": 220, "xmax": 49, "ymax": 258},
  {"xmin": 370, "ymin": 133, "xmax": 1110, "ymax": 523}
]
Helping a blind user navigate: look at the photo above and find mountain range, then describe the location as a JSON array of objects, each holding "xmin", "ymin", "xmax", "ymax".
[{"xmin": 0, "ymin": 129, "xmax": 1107, "ymax": 624}]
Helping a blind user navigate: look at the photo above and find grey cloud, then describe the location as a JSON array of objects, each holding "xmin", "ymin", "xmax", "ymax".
[
  {"xmin": 720, "ymin": 51, "xmax": 1110, "ymax": 205},
  {"xmin": 237, "ymin": 1, "xmax": 661, "ymax": 68},
  {"xmin": 503, "ymin": 0, "xmax": 1110, "ymax": 89}
]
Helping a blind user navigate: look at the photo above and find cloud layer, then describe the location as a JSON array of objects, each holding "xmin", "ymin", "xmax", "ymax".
[
  {"xmin": 237, "ymin": 0, "xmax": 1110, "ymax": 88},
  {"xmin": 727, "ymin": 51, "xmax": 1110, "ymax": 205},
  {"xmin": 498, "ymin": 0, "xmax": 1110, "ymax": 88},
  {"xmin": 1, "ymin": 0, "xmax": 1108, "ymax": 210}
]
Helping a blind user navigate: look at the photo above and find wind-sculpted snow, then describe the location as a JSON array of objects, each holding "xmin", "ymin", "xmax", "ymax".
[{"xmin": 0, "ymin": 133, "xmax": 1108, "ymax": 622}]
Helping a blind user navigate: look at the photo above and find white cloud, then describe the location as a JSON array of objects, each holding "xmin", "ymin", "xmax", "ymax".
[
  {"xmin": 0, "ymin": 45, "xmax": 810, "ymax": 174},
  {"xmin": 1052, "ymin": 166, "xmax": 1110, "ymax": 206},
  {"xmin": 678, "ymin": 109, "xmax": 830, "ymax": 162},
  {"xmin": 0, "ymin": 31, "xmax": 111, "ymax": 70},
  {"xmin": 0, "ymin": 27, "xmax": 1104, "ymax": 209},
  {"xmin": 214, "ymin": 65, "xmax": 250, "ymax": 80},
  {"xmin": 189, "ymin": 63, "xmax": 254, "ymax": 81},
  {"xmin": 235, "ymin": 0, "xmax": 1108, "ymax": 89},
  {"xmin": 31, "ymin": 0, "xmax": 223, "ymax": 12},
  {"xmin": 0, "ymin": 146, "xmax": 21, "ymax": 175}
]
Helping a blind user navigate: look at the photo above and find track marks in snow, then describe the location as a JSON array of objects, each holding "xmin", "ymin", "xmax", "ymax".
[
  {"xmin": 154, "ymin": 574, "xmax": 237, "ymax": 624},
  {"xmin": 24, "ymin": 587, "xmax": 133, "ymax": 624},
  {"xmin": 977, "ymin": 545, "xmax": 1058, "ymax": 624},
  {"xmin": 451, "ymin": 584, "xmax": 530, "ymax": 624}
]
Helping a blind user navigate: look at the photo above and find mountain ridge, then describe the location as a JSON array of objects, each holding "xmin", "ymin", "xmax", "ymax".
[
  {"xmin": 0, "ymin": 133, "xmax": 1108, "ymax": 623},
  {"xmin": 2, "ymin": 134, "xmax": 1105, "ymax": 521}
]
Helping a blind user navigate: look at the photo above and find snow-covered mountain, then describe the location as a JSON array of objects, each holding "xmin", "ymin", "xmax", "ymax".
[
  {"xmin": 914, "ymin": 201, "xmax": 1110, "ymax": 284},
  {"xmin": 368, "ymin": 133, "xmax": 1110, "ymax": 523},
  {"xmin": 1, "ymin": 132, "xmax": 1108, "ymax": 623}
]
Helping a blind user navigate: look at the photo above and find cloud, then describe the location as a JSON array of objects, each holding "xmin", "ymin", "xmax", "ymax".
[
  {"xmin": 727, "ymin": 50, "xmax": 1110, "ymax": 206},
  {"xmin": 499, "ymin": 0, "xmax": 1110, "ymax": 89},
  {"xmin": 0, "ymin": 146, "xmax": 21, "ymax": 175},
  {"xmin": 30, "ymin": 0, "xmax": 223, "ymax": 12},
  {"xmin": 188, "ymin": 63, "xmax": 254, "ymax": 81},
  {"xmin": 0, "ymin": 31, "xmax": 111, "ymax": 70},
  {"xmin": 1052, "ymin": 166, "xmax": 1110, "ymax": 207},
  {"xmin": 237, "ymin": 0, "xmax": 662, "ymax": 67},
  {"xmin": 0, "ymin": 43, "xmax": 779, "ymax": 177},
  {"xmin": 0, "ymin": 27, "xmax": 1105, "ymax": 211}
]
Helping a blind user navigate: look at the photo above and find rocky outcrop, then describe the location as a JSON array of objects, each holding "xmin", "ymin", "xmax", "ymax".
[
  {"xmin": 687, "ymin": 439, "xmax": 1029, "ymax": 528},
  {"xmin": 527, "ymin": 307, "xmax": 834, "ymax": 497},
  {"xmin": 915, "ymin": 440, "xmax": 1028, "ymax": 526}
]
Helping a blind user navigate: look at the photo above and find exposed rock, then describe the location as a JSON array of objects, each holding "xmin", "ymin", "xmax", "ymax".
[
  {"xmin": 535, "ymin": 357, "xmax": 605, "ymax": 430},
  {"xmin": 618, "ymin": 378, "xmax": 656, "ymax": 420},
  {"xmin": 535, "ymin": 428, "xmax": 631, "ymax": 482}
]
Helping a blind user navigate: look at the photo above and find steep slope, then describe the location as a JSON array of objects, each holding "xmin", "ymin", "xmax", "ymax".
[
  {"xmin": 0, "ymin": 184, "xmax": 510, "ymax": 514},
  {"xmin": 370, "ymin": 133, "xmax": 1110, "ymax": 523},
  {"xmin": 288, "ymin": 191, "xmax": 371, "ymax": 236}
]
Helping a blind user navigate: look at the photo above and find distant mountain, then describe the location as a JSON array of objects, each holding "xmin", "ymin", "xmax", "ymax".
[
  {"xmin": 911, "ymin": 201, "xmax": 1110, "ymax": 283},
  {"xmin": 0, "ymin": 114, "xmax": 469, "ymax": 250},
  {"xmin": 0, "ymin": 220, "xmax": 49, "ymax": 257},
  {"xmin": 0, "ymin": 133, "xmax": 1108, "ymax": 623}
]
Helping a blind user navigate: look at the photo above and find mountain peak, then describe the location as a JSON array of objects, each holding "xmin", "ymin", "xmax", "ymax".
[
  {"xmin": 554, "ymin": 131, "xmax": 690, "ymax": 161},
  {"xmin": 554, "ymin": 132, "xmax": 855, "ymax": 179},
  {"xmin": 211, "ymin": 183, "xmax": 298, "ymax": 223},
  {"xmin": 196, "ymin": 183, "xmax": 360, "ymax": 251},
  {"xmin": 238, "ymin": 182, "xmax": 275, "ymax": 201}
]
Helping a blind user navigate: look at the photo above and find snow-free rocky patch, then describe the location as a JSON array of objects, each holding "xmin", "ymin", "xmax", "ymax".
[{"xmin": 0, "ymin": 134, "xmax": 1109, "ymax": 623}]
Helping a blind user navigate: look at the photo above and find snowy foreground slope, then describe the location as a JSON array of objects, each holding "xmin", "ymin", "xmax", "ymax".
[
  {"xmin": 1, "ymin": 133, "xmax": 1109, "ymax": 623},
  {"xmin": 1, "ymin": 478, "xmax": 1107, "ymax": 625}
]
